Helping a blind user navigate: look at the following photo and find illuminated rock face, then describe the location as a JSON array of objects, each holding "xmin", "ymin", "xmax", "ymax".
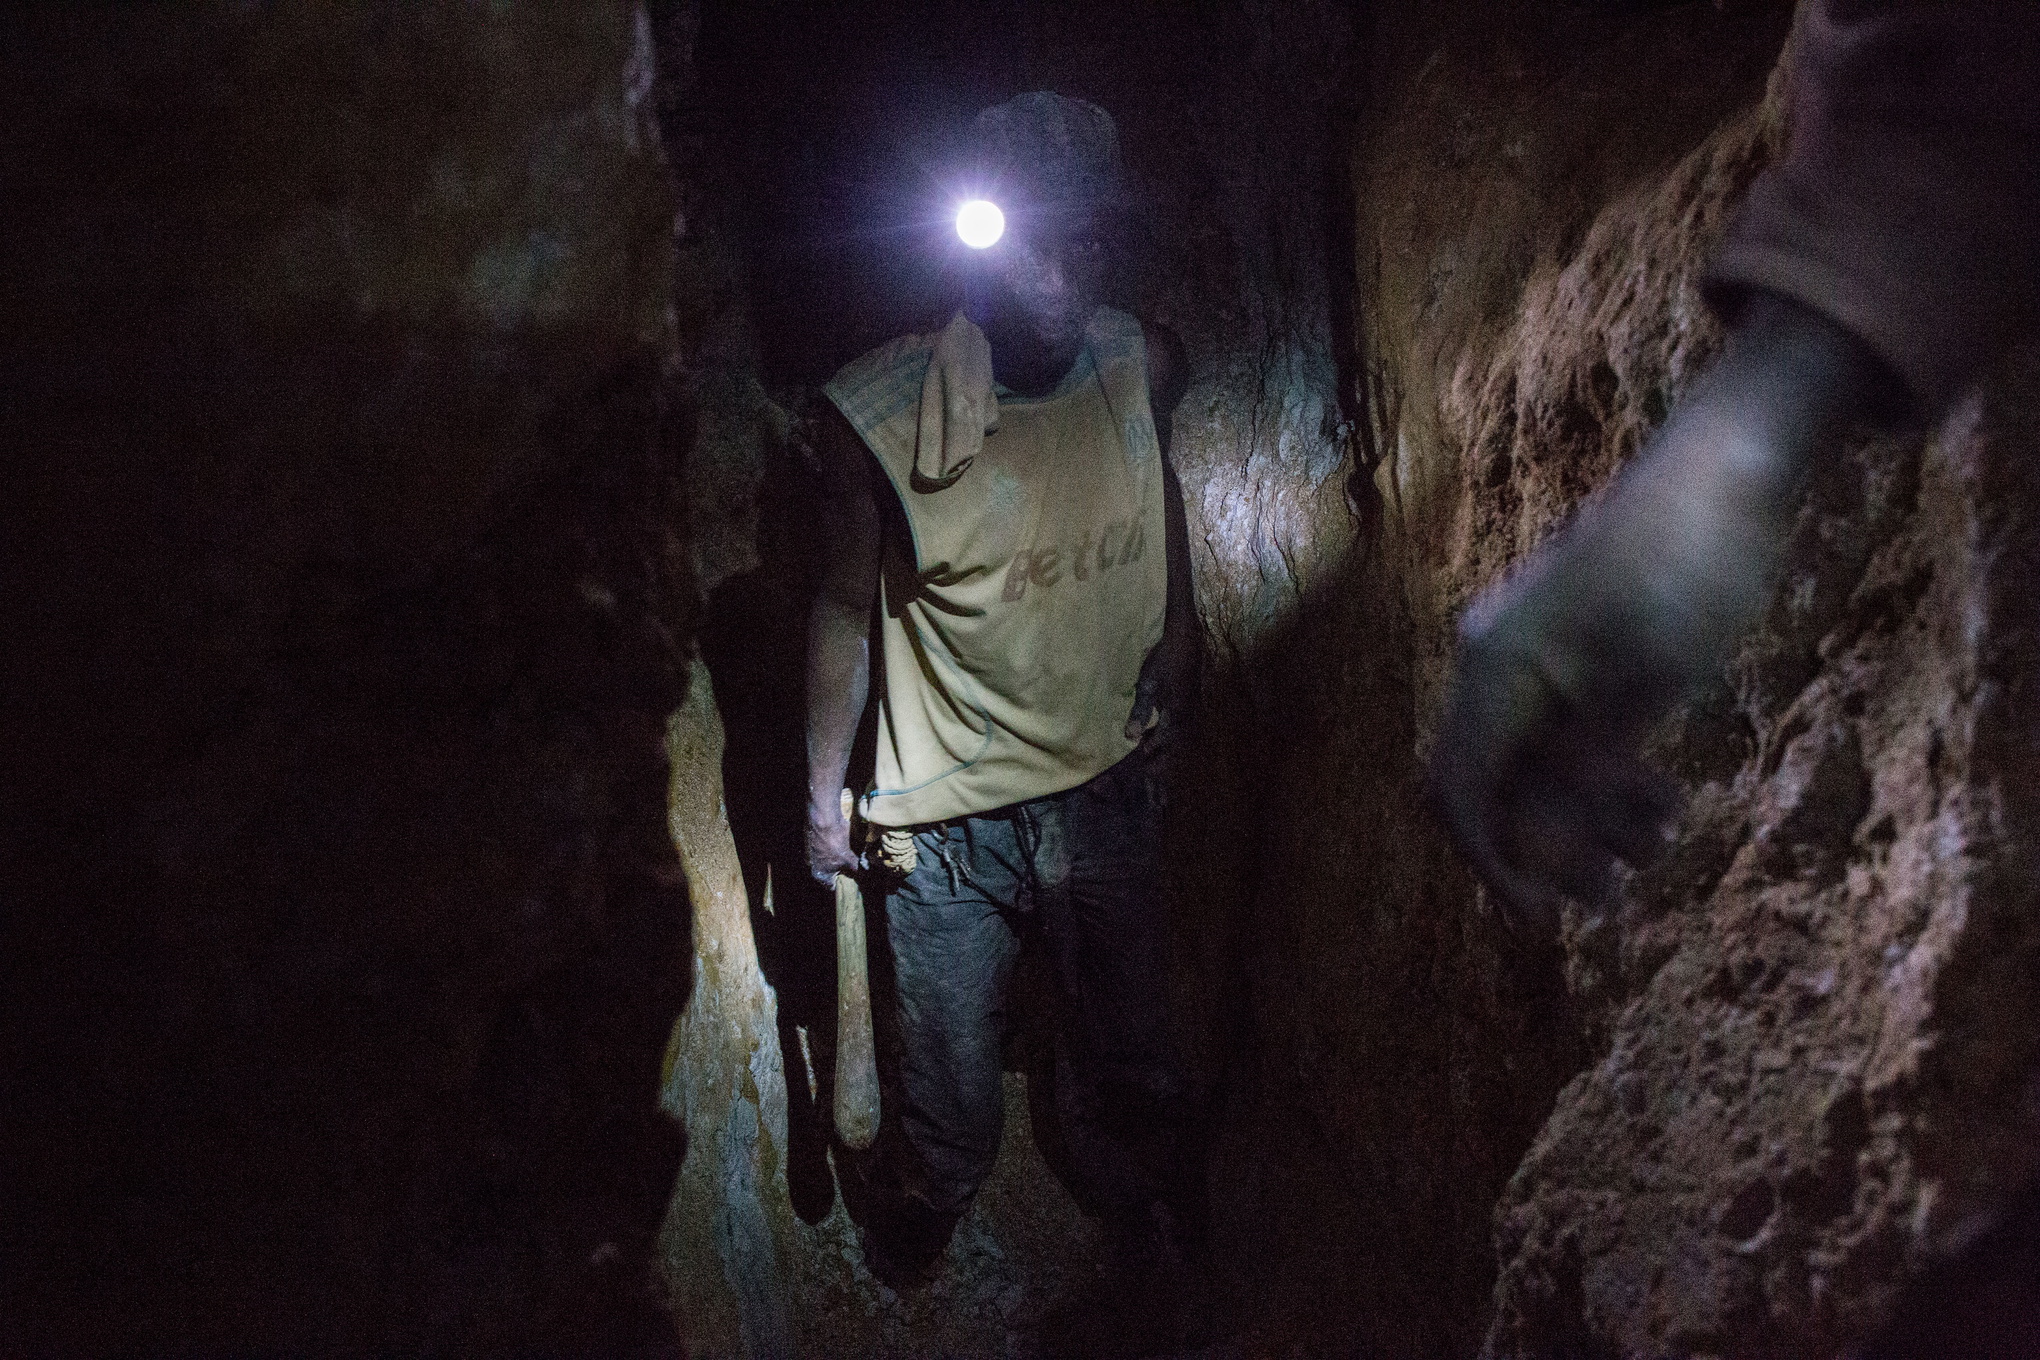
[
  {"xmin": 6, "ymin": 5, "xmax": 693, "ymax": 1353},
  {"xmin": 656, "ymin": 657, "xmax": 796, "ymax": 1360}
]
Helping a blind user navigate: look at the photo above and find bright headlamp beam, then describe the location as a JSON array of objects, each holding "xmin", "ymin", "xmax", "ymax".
[{"xmin": 956, "ymin": 199, "xmax": 1004, "ymax": 249}]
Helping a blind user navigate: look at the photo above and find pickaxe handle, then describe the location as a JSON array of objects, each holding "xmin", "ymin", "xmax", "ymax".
[{"xmin": 832, "ymin": 793, "xmax": 880, "ymax": 1149}]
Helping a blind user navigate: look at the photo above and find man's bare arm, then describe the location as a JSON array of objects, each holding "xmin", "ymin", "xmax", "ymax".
[
  {"xmin": 806, "ymin": 407, "xmax": 881, "ymax": 884},
  {"xmin": 1149, "ymin": 451, "xmax": 1198, "ymax": 726},
  {"xmin": 1129, "ymin": 321, "xmax": 1198, "ymax": 740},
  {"xmin": 1426, "ymin": 293, "xmax": 1887, "ymax": 930}
]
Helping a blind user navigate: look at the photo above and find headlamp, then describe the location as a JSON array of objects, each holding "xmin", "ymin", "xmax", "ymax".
[{"xmin": 956, "ymin": 199, "xmax": 1004, "ymax": 249}]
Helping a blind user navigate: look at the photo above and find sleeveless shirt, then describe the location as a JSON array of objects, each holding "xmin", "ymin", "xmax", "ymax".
[{"xmin": 823, "ymin": 307, "xmax": 1168, "ymax": 827}]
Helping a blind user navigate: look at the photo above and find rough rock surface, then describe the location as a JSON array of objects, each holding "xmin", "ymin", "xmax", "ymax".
[
  {"xmin": 649, "ymin": 1, "xmax": 1388, "ymax": 1353},
  {"xmin": 658, "ymin": 0, "xmax": 1600, "ymax": 1353},
  {"xmin": 1352, "ymin": 3, "xmax": 2040, "ymax": 1355},
  {"xmin": 5, "ymin": 6, "xmax": 695, "ymax": 1353},
  {"xmin": 657, "ymin": 657, "xmax": 797, "ymax": 1359},
  {"xmin": 1476, "ymin": 142, "xmax": 2040, "ymax": 1360},
  {"xmin": 650, "ymin": 1, "xmax": 2040, "ymax": 1356}
]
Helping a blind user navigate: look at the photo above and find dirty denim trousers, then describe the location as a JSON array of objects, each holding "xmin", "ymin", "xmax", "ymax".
[{"xmin": 882, "ymin": 746, "xmax": 1189, "ymax": 1223}]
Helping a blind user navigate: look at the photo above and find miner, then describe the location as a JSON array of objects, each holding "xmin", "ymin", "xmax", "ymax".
[
  {"xmin": 1428, "ymin": 0, "xmax": 2040, "ymax": 929},
  {"xmin": 802, "ymin": 92, "xmax": 1202, "ymax": 1306}
]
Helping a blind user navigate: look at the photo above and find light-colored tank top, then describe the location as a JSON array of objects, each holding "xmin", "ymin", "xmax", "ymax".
[{"xmin": 824, "ymin": 307, "xmax": 1167, "ymax": 827}]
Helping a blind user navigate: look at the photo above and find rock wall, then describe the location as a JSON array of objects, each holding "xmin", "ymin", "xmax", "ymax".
[
  {"xmin": 656, "ymin": 656, "xmax": 797, "ymax": 1360},
  {"xmin": 654, "ymin": 1, "xmax": 1612, "ymax": 1353},
  {"xmin": 648, "ymin": 2, "xmax": 1394, "ymax": 1353},
  {"xmin": 492, "ymin": 0, "xmax": 2040, "ymax": 1352},
  {"xmin": 1352, "ymin": 2, "xmax": 2040, "ymax": 1355},
  {"xmin": 4, "ymin": 6, "xmax": 696, "ymax": 1353}
]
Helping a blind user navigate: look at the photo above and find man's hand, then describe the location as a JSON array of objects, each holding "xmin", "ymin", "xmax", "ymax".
[
  {"xmin": 1125, "ymin": 659, "xmax": 1166, "ymax": 743},
  {"xmin": 805, "ymin": 406, "xmax": 880, "ymax": 887},
  {"xmin": 1427, "ymin": 294, "xmax": 1887, "ymax": 935},
  {"xmin": 1427, "ymin": 572, "xmax": 1683, "ymax": 935},
  {"xmin": 806, "ymin": 795, "xmax": 860, "ymax": 887}
]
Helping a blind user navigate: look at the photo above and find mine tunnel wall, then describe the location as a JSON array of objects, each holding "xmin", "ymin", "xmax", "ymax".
[
  {"xmin": 1355, "ymin": 4, "xmax": 2040, "ymax": 1355},
  {"xmin": 670, "ymin": 0, "xmax": 2040, "ymax": 1355},
  {"xmin": 6, "ymin": 6, "xmax": 697, "ymax": 1354},
  {"xmin": 8, "ymin": 2, "xmax": 2040, "ymax": 1357}
]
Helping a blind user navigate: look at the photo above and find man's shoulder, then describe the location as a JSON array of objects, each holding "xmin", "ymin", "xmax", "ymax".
[
  {"xmin": 824, "ymin": 327, "xmax": 940, "ymax": 436},
  {"xmin": 1090, "ymin": 306, "xmax": 1145, "ymax": 345},
  {"xmin": 1086, "ymin": 308, "xmax": 1186, "ymax": 415},
  {"xmin": 1140, "ymin": 318, "xmax": 1187, "ymax": 416}
]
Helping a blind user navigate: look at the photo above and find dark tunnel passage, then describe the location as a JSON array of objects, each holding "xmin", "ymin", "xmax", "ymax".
[{"xmin": 7, "ymin": 2, "xmax": 2040, "ymax": 1358}]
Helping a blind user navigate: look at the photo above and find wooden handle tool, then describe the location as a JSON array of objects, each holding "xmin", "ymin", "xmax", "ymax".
[{"xmin": 832, "ymin": 791, "xmax": 880, "ymax": 1149}]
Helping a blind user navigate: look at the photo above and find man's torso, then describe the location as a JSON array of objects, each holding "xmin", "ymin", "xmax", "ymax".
[{"xmin": 824, "ymin": 308, "xmax": 1167, "ymax": 826}]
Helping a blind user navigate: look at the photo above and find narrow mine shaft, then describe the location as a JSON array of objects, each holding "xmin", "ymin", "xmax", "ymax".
[{"xmin": 8, "ymin": 3, "xmax": 2039, "ymax": 1357}]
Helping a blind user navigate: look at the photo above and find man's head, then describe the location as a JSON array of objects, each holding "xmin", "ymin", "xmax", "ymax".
[{"xmin": 963, "ymin": 93, "xmax": 1126, "ymax": 381}]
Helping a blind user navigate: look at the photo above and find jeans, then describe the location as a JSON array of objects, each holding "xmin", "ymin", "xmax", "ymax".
[{"xmin": 879, "ymin": 745, "xmax": 1193, "ymax": 1224}]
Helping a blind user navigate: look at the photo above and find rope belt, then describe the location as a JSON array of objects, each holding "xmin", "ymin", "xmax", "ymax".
[{"xmin": 876, "ymin": 828, "xmax": 919, "ymax": 875}]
